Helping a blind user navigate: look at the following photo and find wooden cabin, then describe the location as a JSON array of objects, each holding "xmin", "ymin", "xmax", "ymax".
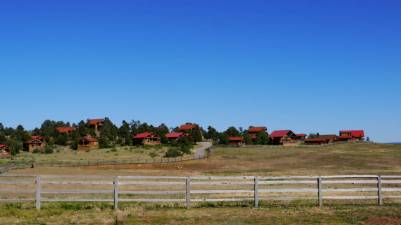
[
  {"xmin": 87, "ymin": 118, "xmax": 104, "ymax": 137},
  {"xmin": 270, "ymin": 130, "xmax": 297, "ymax": 145},
  {"xmin": 78, "ymin": 135, "xmax": 99, "ymax": 151},
  {"xmin": 165, "ymin": 132, "xmax": 185, "ymax": 142},
  {"xmin": 24, "ymin": 136, "xmax": 45, "ymax": 152},
  {"xmin": 247, "ymin": 126, "xmax": 268, "ymax": 141},
  {"xmin": 0, "ymin": 144, "xmax": 10, "ymax": 158},
  {"xmin": 304, "ymin": 138, "xmax": 330, "ymax": 145},
  {"xmin": 338, "ymin": 130, "xmax": 365, "ymax": 141},
  {"xmin": 178, "ymin": 123, "xmax": 199, "ymax": 132},
  {"xmin": 304, "ymin": 134, "xmax": 338, "ymax": 145},
  {"xmin": 56, "ymin": 127, "xmax": 75, "ymax": 134},
  {"xmin": 295, "ymin": 134, "xmax": 306, "ymax": 141},
  {"xmin": 133, "ymin": 132, "xmax": 161, "ymax": 145},
  {"xmin": 228, "ymin": 136, "xmax": 244, "ymax": 147}
]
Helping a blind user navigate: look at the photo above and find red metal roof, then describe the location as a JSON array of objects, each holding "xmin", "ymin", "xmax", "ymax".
[
  {"xmin": 339, "ymin": 130, "xmax": 365, "ymax": 138},
  {"xmin": 0, "ymin": 144, "xmax": 7, "ymax": 148},
  {"xmin": 295, "ymin": 133, "xmax": 306, "ymax": 137},
  {"xmin": 133, "ymin": 132, "xmax": 158, "ymax": 139},
  {"xmin": 56, "ymin": 127, "xmax": 75, "ymax": 133},
  {"xmin": 248, "ymin": 127, "xmax": 267, "ymax": 133},
  {"xmin": 165, "ymin": 132, "xmax": 185, "ymax": 139},
  {"xmin": 87, "ymin": 119, "xmax": 105, "ymax": 126},
  {"xmin": 270, "ymin": 130, "xmax": 293, "ymax": 138},
  {"xmin": 179, "ymin": 123, "xmax": 199, "ymax": 131},
  {"xmin": 31, "ymin": 136, "xmax": 44, "ymax": 141},
  {"xmin": 228, "ymin": 136, "xmax": 244, "ymax": 141}
]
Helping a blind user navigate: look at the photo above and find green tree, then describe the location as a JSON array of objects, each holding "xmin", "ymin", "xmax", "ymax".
[
  {"xmin": 255, "ymin": 132, "xmax": 269, "ymax": 145},
  {"xmin": 224, "ymin": 127, "xmax": 241, "ymax": 137},
  {"xmin": 99, "ymin": 117, "xmax": 118, "ymax": 148},
  {"xmin": 118, "ymin": 120, "xmax": 132, "ymax": 146},
  {"xmin": 244, "ymin": 134, "xmax": 253, "ymax": 145},
  {"xmin": 190, "ymin": 129, "xmax": 203, "ymax": 142},
  {"xmin": 205, "ymin": 126, "xmax": 219, "ymax": 143},
  {"xmin": 218, "ymin": 133, "xmax": 229, "ymax": 145}
]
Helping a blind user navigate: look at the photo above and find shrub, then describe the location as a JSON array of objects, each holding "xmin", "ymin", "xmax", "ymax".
[
  {"xmin": 44, "ymin": 146, "xmax": 54, "ymax": 154},
  {"xmin": 165, "ymin": 148, "xmax": 183, "ymax": 158},
  {"xmin": 32, "ymin": 148, "xmax": 41, "ymax": 154}
]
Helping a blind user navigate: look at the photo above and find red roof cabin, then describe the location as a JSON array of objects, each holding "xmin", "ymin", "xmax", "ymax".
[
  {"xmin": 295, "ymin": 133, "xmax": 307, "ymax": 141},
  {"xmin": 270, "ymin": 130, "xmax": 297, "ymax": 145},
  {"xmin": 338, "ymin": 130, "xmax": 365, "ymax": 141},
  {"xmin": 24, "ymin": 136, "xmax": 46, "ymax": 152},
  {"xmin": 304, "ymin": 134, "xmax": 338, "ymax": 145},
  {"xmin": 78, "ymin": 135, "xmax": 99, "ymax": 151},
  {"xmin": 56, "ymin": 127, "xmax": 76, "ymax": 134},
  {"xmin": 228, "ymin": 136, "xmax": 244, "ymax": 147},
  {"xmin": 87, "ymin": 118, "xmax": 104, "ymax": 136},
  {"xmin": 247, "ymin": 126, "xmax": 268, "ymax": 141},
  {"xmin": 133, "ymin": 132, "xmax": 161, "ymax": 146},
  {"xmin": 165, "ymin": 132, "xmax": 185, "ymax": 142},
  {"xmin": 179, "ymin": 123, "xmax": 199, "ymax": 132},
  {"xmin": 0, "ymin": 144, "xmax": 10, "ymax": 158}
]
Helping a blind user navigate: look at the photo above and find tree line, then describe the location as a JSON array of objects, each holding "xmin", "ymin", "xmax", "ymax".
[{"xmin": 0, "ymin": 119, "xmax": 270, "ymax": 156}]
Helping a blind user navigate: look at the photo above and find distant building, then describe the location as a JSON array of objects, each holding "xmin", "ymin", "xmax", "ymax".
[
  {"xmin": 295, "ymin": 134, "xmax": 307, "ymax": 141},
  {"xmin": 0, "ymin": 144, "xmax": 10, "ymax": 158},
  {"xmin": 133, "ymin": 132, "xmax": 161, "ymax": 145},
  {"xmin": 228, "ymin": 136, "xmax": 244, "ymax": 147},
  {"xmin": 56, "ymin": 127, "xmax": 75, "ymax": 134},
  {"xmin": 304, "ymin": 134, "xmax": 338, "ymax": 145},
  {"xmin": 338, "ymin": 130, "xmax": 365, "ymax": 141},
  {"xmin": 165, "ymin": 132, "xmax": 185, "ymax": 142},
  {"xmin": 270, "ymin": 130, "xmax": 297, "ymax": 145},
  {"xmin": 247, "ymin": 126, "xmax": 268, "ymax": 141},
  {"xmin": 78, "ymin": 135, "xmax": 99, "ymax": 151},
  {"xmin": 179, "ymin": 123, "xmax": 200, "ymax": 132},
  {"xmin": 87, "ymin": 118, "xmax": 104, "ymax": 137},
  {"xmin": 24, "ymin": 136, "xmax": 46, "ymax": 152}
]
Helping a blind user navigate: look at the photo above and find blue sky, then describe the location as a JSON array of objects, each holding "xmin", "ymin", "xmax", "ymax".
[{"xmin": 1, "ymin": 0, "xmax": 401, "ymax": 142}]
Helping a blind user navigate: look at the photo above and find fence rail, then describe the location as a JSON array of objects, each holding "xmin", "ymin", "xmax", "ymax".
[{"xmin": 0, "ymin": 175, "xmax": 400, "ymax": 210}]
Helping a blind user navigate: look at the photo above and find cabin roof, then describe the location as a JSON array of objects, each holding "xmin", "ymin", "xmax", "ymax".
[
  {"xmin": 248, "ymin": 127, "xmax": 267, "ymax": 133},
  {"xmin": 228, "ymin": 136, "xmax": 244, "ymax": 141},
  {"xmin": 340, "ymin": 130, "xmax": 365, "ymax": 138},
  {"xmin": 165, "ymin": 132, "xmax": 184, "ymax": 138},
  {"xmin": 270, "ymin": 130, "xmax": 294, "ymax": 138},
  {"xmin": 133, "ymin": 132, "xmax": 158, "ymax": 139}
]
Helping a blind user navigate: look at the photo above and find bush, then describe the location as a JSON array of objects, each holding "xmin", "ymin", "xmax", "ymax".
[
  {"xmin": 165, "ymin": 148, "xmax": 183, "ymax": 158},
  {"xmin": 32, "ymin": 148, "xmax": 41, "ymax": 154},
  {"xmin": 44, "ymin": 146, "xmax": 54, "ymax": 154}
]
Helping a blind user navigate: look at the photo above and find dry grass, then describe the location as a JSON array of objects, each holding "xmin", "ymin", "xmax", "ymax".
[
  {"xmin": 8, "ymin": 142, "xmax": 401, "ymax": 177},
  {"xmin": 1, "ymin": 202, "xmax": 401, "ymax": 225}
]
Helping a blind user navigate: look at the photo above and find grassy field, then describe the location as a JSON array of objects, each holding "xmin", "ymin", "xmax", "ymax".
[
  {"xmin": 1, "ymin": 202, "xmax": 401, "ymax": 225},
  {"xmin": 3, "ymin": 142, "xmax": 401, "ymax": 225},
  {"xmin": 9, "ymin": 142, "xmax": 401, "ymax": 177}
]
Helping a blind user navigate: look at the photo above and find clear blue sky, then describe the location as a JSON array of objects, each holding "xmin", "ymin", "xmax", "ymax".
[{"xmin": 1, "ymin": 0, "xmax": 401, "ymax": 142}]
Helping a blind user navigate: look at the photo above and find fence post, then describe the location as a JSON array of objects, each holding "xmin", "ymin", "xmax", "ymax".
[
  {"xmin": 35, "ymin": 176, "xmax": 41, "ymax": 210},
  {"xmin": 114, "ymin": 176, "xmax": 119, "ymax": 210},
  {"xmin": 377, "ymin": 175, "xmax": 382, "ymax": 206},
  {"xmin": 254, "ymin": 176, "xmax": 259, "ymax": 208},
  {"xmin": 317, "ymin": 177, "xmax": 323, "ymax": 207},
  {"xmin": 185, "ymin": 177, "xmax": 191, "ymax": 208}
]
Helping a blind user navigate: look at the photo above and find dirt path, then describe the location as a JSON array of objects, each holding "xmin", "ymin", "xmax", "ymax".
[{"xmin": 194, "ymin": 141, "xmax": 213, "ymax": 158}]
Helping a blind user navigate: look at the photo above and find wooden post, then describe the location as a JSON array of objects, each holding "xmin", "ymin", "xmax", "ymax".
[
  {"xmin": 185, "ymin": 177, "xmax": 191, "ymax": 208},
  {"xmin": 317, "ymin": 177, "xmax": 323, "ymax": 207},
  {"xmin": 35, "ymin": 176, "xmax": 41, "ymax": 210},
  {"xmin": 113, "ymin": 176, "xmax": 119, "ymax": 210},
  {"xmin": 254, "ymin": 176, "xmax": 259, "ymax": 208},
  {"xmin": 377, "ymin": 175, "xmax": 383, "ymax": 206}
]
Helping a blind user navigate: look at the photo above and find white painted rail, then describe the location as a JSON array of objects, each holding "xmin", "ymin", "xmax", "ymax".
[{"xmin": 0, "ymin": 175, "xmax": 400, "ymax": 209}]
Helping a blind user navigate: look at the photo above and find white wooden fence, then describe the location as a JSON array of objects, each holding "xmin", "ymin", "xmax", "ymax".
[{"xmin": 1, "ymin": 175, "xmax": 401, "ymax": 210}]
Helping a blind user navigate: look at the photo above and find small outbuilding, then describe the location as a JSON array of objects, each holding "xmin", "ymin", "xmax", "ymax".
[
  {"xmin": 24, "ymin": 136, "xmax": 46, "ymax": 152},
  {"xmin": 0, "ymin": 144, "xmax": 10, "ymax": 158},
  {"xmin": 165, "ymin": 132, "xmax": 185, "ymax": 142},
  {"xmin": 78, "ymin": 135, "xmax": 99, "ymax": 151},
  {"xmin": 247, "ymin": 126, "xmax": 268, "ymax": 141},
  {"xmin": 56, "ymin": 127, "xmax": 75, "ymax": 134},
  {"xmin": 133, "ymin": 132, "xmax": 161, "ymax": 145},
  {"xmin": 228, "ymin": 136, "xmax": 244, "ymax": 147}
]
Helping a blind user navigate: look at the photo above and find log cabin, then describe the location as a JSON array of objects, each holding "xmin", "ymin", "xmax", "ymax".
[
  {"xmin": 247, "ymin": 126, "xmax": 268, "ymax": 141},
  {"xmin": 133, "ymin": 132, "xmax": 161, "ymax": 145},
  {"xmin": 78, "ymin": 135, "xmax": 99, "ymax": 151},
  {"xmin": 24, "ymin": 136, "xmax": 45, "ymax": 152},
  {"xmin": 0, "ymin": 144, "xmax": 10, "ymax": 158},
  {"xmin": 165, "ymin": 132, "xmax": 185, "ymax": 142},
  {"xmin": 270, "ymin": 130, "xmax": 297, "ymax": 145},
  {"xmin": 228, "ymin": 136, "xmax": 244, "ymax": 147},
  {"xmin": 56, "ymin": 127, "xmax": 75, "ymax": 134},
  {"xmin": 338, "ymin": 130, "xmax": 365, "ymax": 141},
  {"xmin": 87, "ymin": 118, "xmax": 104, "ymax": 137}
]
